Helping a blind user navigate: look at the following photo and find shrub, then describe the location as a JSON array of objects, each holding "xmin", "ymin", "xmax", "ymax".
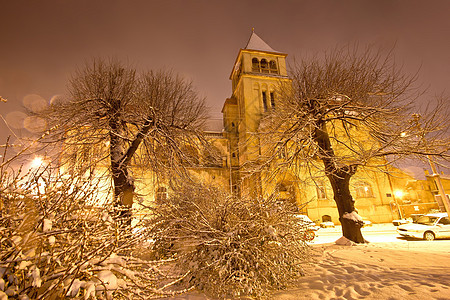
[
  {"xmin": 0, "ymin": 154, "xmax": 187, "ymax": 299},
  {"xmin": 150, "ymin": 182, "xmax": 311, "ymax": 298}
]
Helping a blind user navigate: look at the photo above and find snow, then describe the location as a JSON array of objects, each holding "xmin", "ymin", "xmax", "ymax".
[
  {"xmin": 48, "ymin": 235, "xmax": 56, "ymax": 245},
  {"xmin": 83, "ymin": 282, "xmax": 95, "ymax": 300},
  {"xmin": 334, "ymin": 236, "xmax": 356, "ymax": 246},
  {"xmin": 343, "ymin": 211, "xmax": 363, "ymax": 223},
  {"xmin": 177, "ymin": 239, "xmax": 450, "ymax": 299},
  {"xmin": 66, "ymin": 279, "xmax": 83, "ymax": 297},
  {"xmin": 95, "ymin": 270, "xmax": 118, "ymax": 290},
  {"xmin": 28, "ymin": 266, "xmax": 41, "ymax": 288},
  {"xmin": 245, "ymin": 31, "xmax": 279, "ymax": 53},
  {"xmin": 42, "ymin": 219, "xmax": 52, "ymax": 232}
]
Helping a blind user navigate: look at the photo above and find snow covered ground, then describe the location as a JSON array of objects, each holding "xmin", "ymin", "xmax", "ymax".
[
  {"xmin": 271, "ymin": 240, "xmax": 450, "ymax": 299},
  {"xmin": 172, "ymin": 226, "xmax": 450, "ymax": 299}
]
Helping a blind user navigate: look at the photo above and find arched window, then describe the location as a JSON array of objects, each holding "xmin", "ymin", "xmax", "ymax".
[
  {"xmin": 155, "ymin": 186, "xmax": 167, "ymax": 204},
  {"xmin": 269, "ymin": 60, "xmax": 278, "ymax": 73},
  {"xmin": 270, "ymin": 92, "xmax": 275, "ymax": 108},
  {"xmin": 262, "ymin": 91, "xmax": 268, "ymax": 112},
  {"xmin": 252, "ymin": 58, "xmax": 260, "ymax": 72},
  {"xmin": 260, "ymin": 59, "xmax": 269, "ymax": 73},
  {"xmin": 355, "ymin": 181, "xmax": 374, "ymax": 198},
  {"xmin": 322, "ymin": 215, "xmax": 332, "ymax": 222},
  {"xmin": 316, "ymin": 181, "xmax": 327, "ymax": 199}
]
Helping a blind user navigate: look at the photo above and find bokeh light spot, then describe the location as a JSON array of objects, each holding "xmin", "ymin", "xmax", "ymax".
[
  {"xmin": 23, "ymin": 94, "xmax": 48, "ymax": 113},
  {"xmin": 5, "ymin": 111, "xmax": 27, "ymax": 129},
  {"xmin": 23, "ymin": 115, "xmax": 47, "ymax": 133},
  {"xmin": 50, "ymin": 94, "xmax": 67, "ymax": 105}
]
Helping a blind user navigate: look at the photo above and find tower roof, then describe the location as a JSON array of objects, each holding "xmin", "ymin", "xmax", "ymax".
[{"xmin": 244, "ymin": 30, "xmax": 279, "ymax": 53}]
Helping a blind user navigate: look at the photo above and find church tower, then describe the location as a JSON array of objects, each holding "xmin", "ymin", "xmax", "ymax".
[{"xmin": 222, "ymin": 30, "xmax": 290, "ymax": 196}]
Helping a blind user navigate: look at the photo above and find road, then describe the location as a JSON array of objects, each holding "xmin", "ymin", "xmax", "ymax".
[{"xmin": 312, "ymin": 223, "xmax": 413, "ymax": 244}]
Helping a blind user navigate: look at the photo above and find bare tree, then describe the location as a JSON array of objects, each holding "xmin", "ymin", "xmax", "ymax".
[
  {"xmin": 258, "ymin": 47, "xmax": 450, "ymax": 243},
  {"xmin": 38, "ymin": 58, "xmax": 208, "ymax": 220}
]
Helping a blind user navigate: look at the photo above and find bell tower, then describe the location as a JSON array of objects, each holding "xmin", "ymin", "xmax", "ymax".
[{"xmin": 222, "ymin": 30, "xmax": 290, "ymax": 196}]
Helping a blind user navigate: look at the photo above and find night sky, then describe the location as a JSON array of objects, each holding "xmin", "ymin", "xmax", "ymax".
[{"xmin": 1, "ymin": 0, "xmax": 450, "ymax": 155}]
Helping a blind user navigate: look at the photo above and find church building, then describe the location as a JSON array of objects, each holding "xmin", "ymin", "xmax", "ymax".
[{"xmin": 139, "ymin": 31, "xmax": 417, "ymax": 225}]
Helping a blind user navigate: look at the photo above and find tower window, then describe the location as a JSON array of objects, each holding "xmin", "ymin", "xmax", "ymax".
[
  {"xmin": 262, "ymin": 91, "xmax": 268, "ymax": 112},
  {"xmin": 260, "ymin": 59, "xmax": 269, "ymax": 73},
  {"xmin": 270, "ymin": 92, "xmax": 275, "ymax": 108},
  {"xmin": 252, "ymin": 58, "xmax": 260, "ymax": 72},
  {"xmin": 269, "ymin": 60, "xmax": 278, "ymax": 74}
]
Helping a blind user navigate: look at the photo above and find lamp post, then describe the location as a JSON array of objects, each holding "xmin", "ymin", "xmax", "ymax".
[{"xmin": 386, "ymin": 171, "xmax": 403, "ymax": 219}]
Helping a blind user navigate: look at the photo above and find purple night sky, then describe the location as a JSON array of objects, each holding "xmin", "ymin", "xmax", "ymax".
[{"xmin": 1, "ymin": 0, "xmax": 449, "ymax": 174}]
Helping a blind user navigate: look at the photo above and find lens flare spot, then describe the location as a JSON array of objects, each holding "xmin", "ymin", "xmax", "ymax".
[
  {"xmin": 23, "ymin": 94, "xmax": 48, "ymax": 113},
  {"xmin": 23, "ymin": 116, "xmax": 47, "ymax": 133},
  {"xmin": 5, "ymin": 111, "xmax": 27, "ymax": 129},
  {"xmin": 50, "ymin": 94, "xmax": 67, "ymax": 105}
]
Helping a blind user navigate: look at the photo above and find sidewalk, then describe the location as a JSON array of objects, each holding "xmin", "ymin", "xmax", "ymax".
[{"xmin": 318, "ymin": 223, "xmax": 397, "ymax": 233}]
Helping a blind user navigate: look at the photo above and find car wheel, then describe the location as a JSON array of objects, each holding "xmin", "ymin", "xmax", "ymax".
[{"xmin": 424, "ymin": 231, "xmax": 435, "ymax": 241}]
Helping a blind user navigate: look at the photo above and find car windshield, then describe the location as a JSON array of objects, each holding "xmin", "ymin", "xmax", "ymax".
[{"xmin": 416, "ymin": 216, "xmax": 439, "ymax": 225}]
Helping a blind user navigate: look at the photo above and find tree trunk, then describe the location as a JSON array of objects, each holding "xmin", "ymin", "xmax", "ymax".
[
  {"xmin": 109, "ymin": 120, "xmax": 135, "ymax": 221},
  {"xmin": 111, "ymin": 164, "xmax": 134, "ymax": 220},
  {"xmin": 327, "ymin": 170, "xmax": 366, "ymax": 243},
  {"xmin": 314, "ymin": 120, "xmax": 366, "ymax": 243}
]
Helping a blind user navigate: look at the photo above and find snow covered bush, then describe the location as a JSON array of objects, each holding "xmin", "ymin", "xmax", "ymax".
[
  {"xmin": 0, "ymin": 154, "xmax": 187, "ymax": 299},
  {"xmin": 149, "ymin": 182, "xmax": 311, "ymax": 298}
]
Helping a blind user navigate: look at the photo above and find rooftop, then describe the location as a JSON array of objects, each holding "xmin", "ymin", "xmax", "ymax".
[{"xmin": 244, "ymin": 30, "xmax": 279, "ymax": 53}]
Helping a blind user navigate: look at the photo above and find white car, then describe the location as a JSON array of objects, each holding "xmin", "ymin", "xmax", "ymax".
[
  {"xmin": 392, "ymin": 219, "xmax": 410, "ymax": 226},
  {"xmin": 397, "ymin": 213, "xmax": 450, "ymax": 241}
]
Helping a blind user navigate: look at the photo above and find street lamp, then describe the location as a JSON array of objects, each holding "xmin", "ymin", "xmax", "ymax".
[{"xmin": 31, "ymin": 156, "xmax": 44, "ymax": 169}]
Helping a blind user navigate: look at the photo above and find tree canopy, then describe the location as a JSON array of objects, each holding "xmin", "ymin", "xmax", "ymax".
[
  {"xmin": 39, "ymin": 58, "xmax": 209, "ymax": 216},
  {"xmin": 259, "ymin": 46, "xmax": 449, "ymax": 242}
]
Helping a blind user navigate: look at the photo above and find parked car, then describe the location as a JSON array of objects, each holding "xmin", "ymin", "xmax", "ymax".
[
  {"xmin": 320, "ymin": 221, "xmax": 335, "ymax": 228},
  {"xmin": 392, "ymin": 219, "xmax": 410, "ymax": 226},
  {"xmin": 410, "ymin": 214, "xmax": 425, "ymax": 223},
  {"xmin": 397, "ymin": 213, "xmax": 450, "ymax": 241},
  {"xmin": 294, "ymin": 214, "xmax": 320, "ymax": 241}
]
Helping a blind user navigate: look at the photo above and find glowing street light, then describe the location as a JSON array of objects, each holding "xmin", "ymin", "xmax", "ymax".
[
  {"xmin": 31, "ymin": 156, "xmax": 44, "ymax": 168},
  {"xmin": 394, "ymin": 190, "xmax": 404, "ymax": 199}
]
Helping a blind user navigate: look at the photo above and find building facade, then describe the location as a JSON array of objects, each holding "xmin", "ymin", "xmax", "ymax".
[{"xmin": 138, "ymin": 31, "xmax": 436, "ymax": 224}]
